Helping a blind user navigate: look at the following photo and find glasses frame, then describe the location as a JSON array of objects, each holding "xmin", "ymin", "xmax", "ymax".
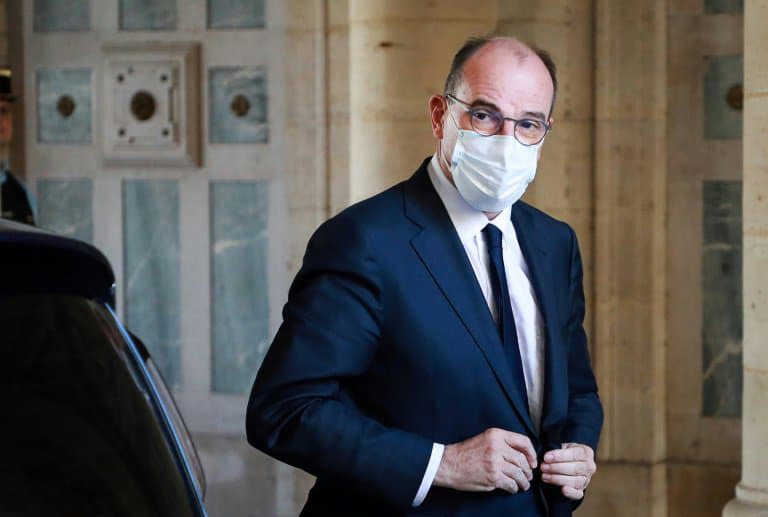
[{"xmin": 445, "ymin": 94, "xmax": 551, "ymax": 146}]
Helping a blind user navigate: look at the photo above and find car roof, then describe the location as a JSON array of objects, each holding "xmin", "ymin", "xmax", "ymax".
[{"xmin": 0, "ymin": 219, "xmax": 115, "ymax": 305}]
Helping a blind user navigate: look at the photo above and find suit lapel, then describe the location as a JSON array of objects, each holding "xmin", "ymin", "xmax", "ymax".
[
  {"xmin": 511, "ymin": 205, "xmax": 568, "ymax": 444},
  {"xmin": 404, "ymin": 163, "xmax": 537, "ymax": 437}
]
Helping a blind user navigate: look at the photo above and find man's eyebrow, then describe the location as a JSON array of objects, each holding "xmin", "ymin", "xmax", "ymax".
[
  {"xmin": 465, "ymin": 98, "xmax": 497, "ymax": 112},
  {"xmin": 522, "ymin": 110, "xmax": 547, "ymax": 122},
  {"xmin": 469, "ymin": 98, "xmax": 547, "ymax": 122}
]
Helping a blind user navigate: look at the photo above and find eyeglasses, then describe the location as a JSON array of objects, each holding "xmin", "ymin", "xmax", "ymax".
[{"xmin": 446, "ymin": 94, "xmax": 550, "ymax": 146}]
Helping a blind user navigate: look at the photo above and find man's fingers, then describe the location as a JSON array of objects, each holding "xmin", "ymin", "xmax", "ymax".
[
  {"xmin": 503, "ymin": 434, "xmax": 537, "ymax": 468},
  {"xmin": 561, "ymin": 485, "xmax": 585, "ymax": 500},
  {"xmin": 541, "ymin": 460, "xmax": 590, "ymax": 476},
  {"xmin": 544, "ymin": 444, "xmax": 593, "ymax": 464},
  {"xmin": 502, "ymin": 449, "xmax": 533, "ymax": 480},
  {"xmin": 501, "ymin": 465, "xmax": 530, "ymax": 492},
  {"xmin": 541, "ymin": 473, "xmax": 589, "ymax": 490}
]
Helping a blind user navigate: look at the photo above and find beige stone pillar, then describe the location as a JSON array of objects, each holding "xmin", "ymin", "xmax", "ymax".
[
  {"xmin": 348, "ymin": 0, "xmax": 497, "ymax": 203},
  {"xmin": 584, "ymin": 0, "xmax": 668, "ymax": 515},
  {"xmin": 495, "ymin": 0, "xmax": 594, "ymax": 339},
  {"xmin": 723, "ymin": 1, "xmax": 768, "ymax": 515}
]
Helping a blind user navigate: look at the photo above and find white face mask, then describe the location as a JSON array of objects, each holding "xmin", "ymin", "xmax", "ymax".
[{"xmin": 448, "ymin": 129, "xmax": 541, "ymax": 212}]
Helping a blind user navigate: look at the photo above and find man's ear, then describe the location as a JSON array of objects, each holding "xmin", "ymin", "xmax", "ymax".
[
  {"xmin": 429, "ymin": 95, "xmax": 447, "ymax": 139},
  {"xmin": 536, "ymin": 116, "xmax": 554, "ymax": 160}
]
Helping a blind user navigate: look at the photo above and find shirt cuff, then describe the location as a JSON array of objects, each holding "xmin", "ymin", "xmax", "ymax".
[{"xmin": 412, "ymin": 442, "xmax": 444, "ymax": 507}]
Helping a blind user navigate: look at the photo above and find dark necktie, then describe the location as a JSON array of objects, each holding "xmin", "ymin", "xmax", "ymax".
[{"xmin": 482, "ymin": 224, "xmax": 529, "ymax": 405}]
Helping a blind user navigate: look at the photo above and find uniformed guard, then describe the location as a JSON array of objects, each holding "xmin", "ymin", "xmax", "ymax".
[{"xmin": 0, "ymin": 66, "xmax": 35, "ymax": 225}]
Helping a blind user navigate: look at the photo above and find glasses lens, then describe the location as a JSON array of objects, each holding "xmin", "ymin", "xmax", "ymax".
[
  {"xmin": 515, "ymin": 119, "xmax": 546, "ymax": 145},
  {"xmin": 468, "ymin": 107, "xmax": 502, "ymax": 136}
]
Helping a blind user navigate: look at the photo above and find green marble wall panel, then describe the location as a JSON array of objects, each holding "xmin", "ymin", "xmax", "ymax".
[
  {"xmin": 123, "ymin": 180, "xmax": 181, "ymax": 388},
  {"xmin": 702, "ymin": 180, "xmax": 742, "ymax": 417},
  {"xmin": 119, "ymin": 0, "xmax": 177, "ymax": 31},
  {"xmin": 704, "ymin": 0, "xmax": 743, "ymax": 14},
  {"xmin": 37, "ymin": 68, "xmax": 92, "ymax": 144},
  {"xmin": 211, "ymin": 181, "xmax": 269, "ymax": 394},
  {"xmin": 34, "ymin": 0, "xmax": 90, "ymax": 32},
  {"xmin": 37, "ymin": 179, "xmax": 93, "ymax": 243},
  {"xmin": 208, "ymin": 0, "xmax": 265, "ymax": 29},
  {"xmin": 703, "ymin": 55, "xmax": 743, "ymax": 140},
  {"xmin": 209, "ymin": 67, "xmax": 268, "ymax": 143}
]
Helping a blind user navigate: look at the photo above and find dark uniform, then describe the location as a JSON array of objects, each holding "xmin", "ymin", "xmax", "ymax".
[{"xmin": 1, "ymin": 170, "xmax": 35, "ymax": 225}]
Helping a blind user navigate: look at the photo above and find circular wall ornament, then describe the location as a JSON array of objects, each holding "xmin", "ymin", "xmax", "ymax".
[
  {"xmin": 726, "ymin": 84, "xmax": 743, "ymax": 111},
  {"xmin": 130, "ymin": 90, "xmax": 157, "ymax": 121},
  {"xmin": 56, "ymin": 95, "xmax": 76, "ymax": 118},
  {"xmin": 230, "ymin": 94, "xmax": 251, "ymax": 118}
]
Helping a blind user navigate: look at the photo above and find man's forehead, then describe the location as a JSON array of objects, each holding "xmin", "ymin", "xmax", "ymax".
[{"xmin": 457, "ymin": 42, "xmax": 553, "ymax": 112}]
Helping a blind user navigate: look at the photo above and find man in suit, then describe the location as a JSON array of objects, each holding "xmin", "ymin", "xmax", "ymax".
[{"xmin": 246, "ymin": 36, "xmax": 603, "ymax": 516}]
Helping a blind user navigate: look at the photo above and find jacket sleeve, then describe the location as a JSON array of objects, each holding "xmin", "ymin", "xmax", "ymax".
[
  {"xmin": 562, "ymin": 226, "xmax": 604, "ymax": 453},
  {"xmin": 245, "ymin": 213, "xmax": 433, "ymax": 509}
]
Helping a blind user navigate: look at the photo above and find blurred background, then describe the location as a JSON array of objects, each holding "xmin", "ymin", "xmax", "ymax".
[{"xmin": 4, "ymin": 0, "xmax": 766, "ymax": 515}]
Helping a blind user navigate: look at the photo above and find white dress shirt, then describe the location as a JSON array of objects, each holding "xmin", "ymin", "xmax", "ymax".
[{"xmin": 411, "ymin": 155, "xmax": 545, "ymax": 507}]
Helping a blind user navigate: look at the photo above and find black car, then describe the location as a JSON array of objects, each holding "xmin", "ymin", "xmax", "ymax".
[{"xmin": 0, "ymin": 219, "xmax": 207, "ymax": 516}]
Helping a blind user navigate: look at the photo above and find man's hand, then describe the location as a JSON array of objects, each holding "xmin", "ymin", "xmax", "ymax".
[
  {"xmin": 434, "ymin": 428, "xmax": 537, "ymax": 494},
  {"xmin": 540, "ymin": 442, "xmax": 596, "ymax": 500}
]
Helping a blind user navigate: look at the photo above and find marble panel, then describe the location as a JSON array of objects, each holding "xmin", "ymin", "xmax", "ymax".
[
  {"xmin": 208, "ymin": 0, "xmax": 265, "ymax": 29},
  {"xmin": 209, "ymin": 67, "xmax": 268, "ymax": 143},
  {"xmin": 704, "ymin": 0, "xmax": 743, "ymax": 14},
  {"xmin": 37, "ymin": 68, "xmax": 92, "ymax": 144},
  {"xmin": 701, "ymin": 180, "xmax": 742, "ymax": 417},
  {"xmin": 34, "ymin": 0, "xmax": 89, "ymax": 32},
  {"xmin": 703, "ymin": 54, "xmax": 743, "ymax": 140},
  {"xmin": 123, "ymin": 180, "xmax": 181, "ymax": 388},
  {"xmin": 119, "ymin": 0, "xmax": 176, "ymax": 31},
  {"xmin": 36, "ymin": 179, "xmax": 93, "ymax": 243},
  {"xmin": 210, "ymin": 181, "xmax": 269, "ymax": 394}
]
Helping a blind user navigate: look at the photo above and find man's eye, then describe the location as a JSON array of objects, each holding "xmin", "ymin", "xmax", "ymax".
[
  {"xmin": 518, "ymin": 119, "xmax": 543, "ymax": 130},
  {"xmin": 470, "ymin": 109, "xmax": 495, "ymax": 122}
]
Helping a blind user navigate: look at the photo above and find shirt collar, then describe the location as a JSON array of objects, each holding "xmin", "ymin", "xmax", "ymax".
[{"xmin": 426, "ymin": 153, "xmax": 514, "ymax": 245}]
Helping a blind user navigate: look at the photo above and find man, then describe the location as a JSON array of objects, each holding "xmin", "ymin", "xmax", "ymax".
[
  {"xmin": 0, "ymin": 67, "xmax": 35, "ymax": 226},
  {"xmin": 247, "ymin": 36, "xmax": 603, "ymax": 516}
]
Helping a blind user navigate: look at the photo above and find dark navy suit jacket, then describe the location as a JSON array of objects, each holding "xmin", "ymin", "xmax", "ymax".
[{"xmin": 246, "ymin": 158, "xmax": 603, "ymax": 516}]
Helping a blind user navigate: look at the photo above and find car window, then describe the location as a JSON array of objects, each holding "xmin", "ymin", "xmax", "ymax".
[
  {"xmin": 0, "ymin": 294, "xmax": 201, "ymax": 517},
  {"xmin": 145, "ymin": 355, "xmax": 207, "ymax": 497}
]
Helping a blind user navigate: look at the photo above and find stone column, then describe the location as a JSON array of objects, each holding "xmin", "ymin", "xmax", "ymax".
[
  {"xmin": 585, "ymin": 1, "xmax": 669, "ymax": 515},
  {"xmin": 348, "ymin": 0, "xmax": 497, "ymax": 203},
  {"xmin": 723, "ymin": 0, "xmax": 768, "ymax": 514},
  {"xmin": 495, "ymin": 0, "xmax": 595, "ymax": 338}
]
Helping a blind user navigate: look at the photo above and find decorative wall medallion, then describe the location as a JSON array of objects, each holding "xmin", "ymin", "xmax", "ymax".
[
  {"xmin": 725, "ymin": 84, "xmax": 743, "ymax": 111},
  {"xmin": 130, "ymin": 90, "xmax": 157, "ymax": 121},
  {"xmin": 37, "ymin": 68, "xmax": 92, "ymax": 144},
  {"xmin": 208, "ymin": 0, "xmax": 265, "ymax": 29},
  {"xmin": 230, "ymin": 94, "xmax": 251, "ymax": 117},
  {"xmin": 209, "ymin": 67, "xmax": 268, "ymax": 143},
  {"xmin": 102, "ymin": 42, "xmax": 201, "ymax": 167},
  {"xmin": 34, "ymin": 0, "xmax": 90, "ymax": 32},
  {"xmin": 56, "ymin": 95, "xmax": 76, "ymax": 118}
]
